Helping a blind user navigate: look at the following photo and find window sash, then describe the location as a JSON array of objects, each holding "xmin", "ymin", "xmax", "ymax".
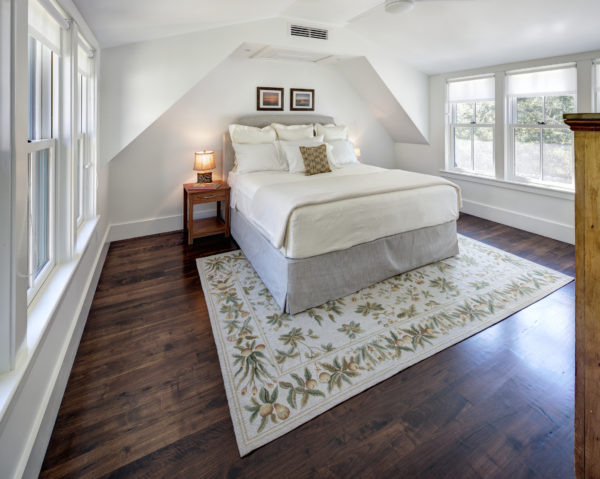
[
  {"xmin": 448, "ymin": 101, "xmax": 495, "ymax": 175},
  {"xmin": 26, "ymin": 139, "xmax": 55, "ymax": 304},
  {"xmin": 28, "ymin": 36, "xmax": 58, "ymax": 141},
  {"xmin": 507, "ymin": 95, "xmax": 575, "ymax": 187},
  {"xmin": 75, "ymin": 135, "xmax": 86, "ymax": 226}
]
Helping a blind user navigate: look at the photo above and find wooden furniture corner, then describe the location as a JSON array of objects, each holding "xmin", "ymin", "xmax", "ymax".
[
  {"xmin": 564, "ymin": 113, "xmax": 600, "ymax": 479},
  {"xmin": 183, "ymin": 181, "xmax": 230, "ymax": 245}
]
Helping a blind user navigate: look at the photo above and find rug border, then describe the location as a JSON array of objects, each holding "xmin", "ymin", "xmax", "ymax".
[{"xmin": 196, "ymin": 234, "xmax": 573, "ymax": 456}]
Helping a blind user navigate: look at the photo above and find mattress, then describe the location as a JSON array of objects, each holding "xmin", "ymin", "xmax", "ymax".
[{"xmin": 228, "ymin": 164, "xmax": 460, "ymax": 259}]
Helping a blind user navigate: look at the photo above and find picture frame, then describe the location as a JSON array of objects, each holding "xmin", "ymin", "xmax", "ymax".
[
  {"xmin": 290, "ymin": 88, "xmax": 315, "ymax": 111},
  {"xmin": 256, "ymin": 87, "xmax": 284, "ymax": 111}
]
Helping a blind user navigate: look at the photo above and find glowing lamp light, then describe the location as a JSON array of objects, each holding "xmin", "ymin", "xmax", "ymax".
[{"xmin": 194, "ymin": 150, "xmax": 215, "ymax": 183}]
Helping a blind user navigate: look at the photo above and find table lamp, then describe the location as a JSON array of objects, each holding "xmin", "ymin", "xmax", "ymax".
[
  {"xmin": 353, "ymin": 147, "xmax": 361, "ymax": 159},
  {"xmin": 194, "ymin": 150, "xmax": 215, "ymax": 183}
]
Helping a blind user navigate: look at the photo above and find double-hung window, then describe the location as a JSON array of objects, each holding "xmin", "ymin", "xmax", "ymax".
[
  {"xmin": 447, "ymin": 76, "xmax": 495, "ymax": 176},
  {"xmin": 26, "ymin": 0, "xmax": 61, "ymax": 302},
  {"xmin": 506, "ymin": 64, "xmax": 576, "ymax": 187},
  {"xmin": 75, "ymin": 42, "xmax": 91, "ymax": 227}
]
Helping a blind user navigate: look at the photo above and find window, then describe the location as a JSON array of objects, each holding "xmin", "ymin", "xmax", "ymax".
[
  {"xmin": 447, "ymin": 76, "xmax": 495, "ymax": 176},
  {"xmin": 26, "ymin": 30, "xmax": 59, "ymax": 302},
  {"xmin": 507, "ymin": 65, "xmax": 576, "ymax": 187},
  {"xmin": 75, "ymin": 43, "xmax": 91, "ymax": 227}
]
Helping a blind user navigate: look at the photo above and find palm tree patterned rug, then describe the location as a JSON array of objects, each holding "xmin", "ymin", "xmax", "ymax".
[{"xmin": 196, "ymin": 235, "xmax": 572, "ymax": 456}]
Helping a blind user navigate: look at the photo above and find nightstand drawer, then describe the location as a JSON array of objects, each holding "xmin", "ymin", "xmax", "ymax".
[{"xmin": 189, "ymin": 190, "xmax": 228, "ymax": 204}]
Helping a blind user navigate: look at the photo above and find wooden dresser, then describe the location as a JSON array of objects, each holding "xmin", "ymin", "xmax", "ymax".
[{"xmin": 564, "ymin": 113, "xmax": 600, "ymax": 479}]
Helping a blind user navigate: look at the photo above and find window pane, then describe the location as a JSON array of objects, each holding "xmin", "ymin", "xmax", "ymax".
[
  {"xmin": 28, "ymin": 37, "xmax": 37, "ymax": 140},
  {"xmin": 517, "ymin": 97, "xmax": 543, "ymax": 124},
  {"xmin": 41, "ymin": 44, "xmax": 53, "ymax": 139},
  {"xmin": 545, "ymin": 95, "xmax": 575, "ymax": 125},
  {"xmin": 81, "ymin": 75, "xmax": 88, "ymax": 134},
  {"xmin": 542, "ymin": 129, "xmax": 574, "ymax": 184},
  {"xmin": 476, "ymin": 101, "xmax": 495, "ymax": 124},
  {"xmin": 27, "ymin": 36, "xmax": 54, "ymax": 141},
  {"xmin": 514, "ymin": 128, "xmax": 540, "ymax": 180},
  {"xmin": 76, "ymin": 138, "xmax": 84, "ymax": 223},
  {"xmin": 456, "ymin": 102, "xmax": 474, "ymax": 124},
  {"xmin": 454, "ymin": 127, "xmax": 472, "ymax": 169},
  {"xmin": 30, "ymin": 149, "xmax": 50, "ymax": 277},
  {"xmin": 474, "ymin": 127, "xmax": 494, "ymax": 174}
]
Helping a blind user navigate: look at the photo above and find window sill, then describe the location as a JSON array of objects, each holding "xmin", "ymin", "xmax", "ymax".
[
  {"xmin": 0, "ymin": 216, "xmax": 100, "ymax": 426},
  {"xmin": 440, "ymin": 169, "xmax": 575, "ymax": 200}
]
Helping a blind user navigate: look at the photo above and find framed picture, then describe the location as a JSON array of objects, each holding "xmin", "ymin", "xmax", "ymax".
[
  {"xmin": 290, "ymin": 88, "xmax": 314, "ymax": 111},
  {"xmin": 257, "ymin": 87, "xmax": 284, "ymax": 111}
]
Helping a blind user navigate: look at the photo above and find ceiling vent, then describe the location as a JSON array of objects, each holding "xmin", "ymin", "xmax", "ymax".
[{"xmin": 290, "ymin": 24, "xmax": 328, "ymax": 41}]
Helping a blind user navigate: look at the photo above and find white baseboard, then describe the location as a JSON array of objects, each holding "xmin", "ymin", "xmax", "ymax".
[
  {"xmin": 108, "ymin": 205, "xmax": 216, "ymax": 242},
  {"xmin": 462, "ymin": 199, "xmax": 575, "ymax": 244}
]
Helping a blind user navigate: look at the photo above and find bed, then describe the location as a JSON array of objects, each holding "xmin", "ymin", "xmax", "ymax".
[{"xmin": 223, "ymin": 114, "xmax": 461, "ymax": 314}]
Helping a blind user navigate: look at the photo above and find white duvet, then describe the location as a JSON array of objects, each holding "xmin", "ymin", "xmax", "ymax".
[{"xmin": 228, "ymin": 164, "xmax": 461, "ymax": 259}]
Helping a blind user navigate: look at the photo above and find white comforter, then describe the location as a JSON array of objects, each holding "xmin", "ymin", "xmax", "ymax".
[{"xmin": 229, "ymin": 164, "xmax": 461, "ymax": 259}]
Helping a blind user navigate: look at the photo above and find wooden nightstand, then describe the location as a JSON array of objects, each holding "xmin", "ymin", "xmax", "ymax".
[{"xmin": 183, "ymin": 181, "xmax": 230, "ymax": 245}]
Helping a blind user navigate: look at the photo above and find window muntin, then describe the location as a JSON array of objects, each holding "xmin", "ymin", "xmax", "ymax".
[
  {"xmin": 448, "ymin": 76, "xmax": 495, "ymax": 176},
  {"xmin": 507, "ymin": 65, "xmax": 576, "ymax": 188}
]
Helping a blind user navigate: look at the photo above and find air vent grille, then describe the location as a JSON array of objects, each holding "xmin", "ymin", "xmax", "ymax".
[{"xmin": 290, "ymin": 24, "xmax": 328, "ymax": 40}]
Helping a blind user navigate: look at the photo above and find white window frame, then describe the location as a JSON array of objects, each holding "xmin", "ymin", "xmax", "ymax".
[
  {"xmin": 506, "ymin": 91, "xmax": 576, "ymax": 189},
  {"xmin": 26, "ymin": 26, "xmax": 60, "ymax": 305},
  {"xmin": 446, "ymin": 76, "xmax": 496, "ymax": 177},
  {"xmin": 25, "ymin": 138, "xmax": 56, "ymax": 304},
  {"xmin": 74, "ymin": 38, "xmax": 95, "ymax": 233},
  {"xmin": 448, "ymin": 101, "xmax": 495, "ymax": 176}
]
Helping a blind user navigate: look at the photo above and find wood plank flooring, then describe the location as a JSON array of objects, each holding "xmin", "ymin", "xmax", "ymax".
[{"xmin": 40, "ymin": 214, "xmax": 575, "ymax": 478}]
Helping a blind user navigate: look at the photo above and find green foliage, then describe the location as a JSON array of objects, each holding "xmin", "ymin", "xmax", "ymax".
[{"xmin": 515, "ymin": 95, "xmax": 575, "ymax": 145}]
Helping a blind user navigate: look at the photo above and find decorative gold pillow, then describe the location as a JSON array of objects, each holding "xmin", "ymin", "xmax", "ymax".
[{"xmin": 299, "ymin": 144, "xmax": 331, "ymax": 176}]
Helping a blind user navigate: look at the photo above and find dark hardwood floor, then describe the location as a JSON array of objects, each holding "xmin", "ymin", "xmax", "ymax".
[{"xmin": 40, "ymin": 214, "xmax": 575, "ymax": 478}]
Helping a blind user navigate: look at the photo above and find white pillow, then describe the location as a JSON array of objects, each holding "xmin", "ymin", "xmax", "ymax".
[
  {"xmin": 327, "ymin": 139, "xmax": 359, "ymax": 168},
  {"xmin": 315, "ymin": 123, "xmax": 348, "ymax": 141},
  {"xmin": 229, "ymin": 124, "xmax": 276, "ymax": 144},
  {"xmin": 232, "ymin": 143, "xmax": 285, "ymax": 174},
  {"xmin": 271, "ymin": 123, "xmax": 315, "ymax": 141},
  {"xmin": 278, "ymin": 136, "xmax": 325, "ymax": 173}
]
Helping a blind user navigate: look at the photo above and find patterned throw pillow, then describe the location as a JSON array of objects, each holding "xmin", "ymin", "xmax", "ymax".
[{"xmin": 299, "ymin": 144, "xmax": 331, "ymax": 176}]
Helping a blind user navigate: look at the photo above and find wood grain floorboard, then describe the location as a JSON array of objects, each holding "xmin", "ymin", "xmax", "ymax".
[{"xmin": 40, "ymin": 214, "xmax": 575, "ymax": 478}]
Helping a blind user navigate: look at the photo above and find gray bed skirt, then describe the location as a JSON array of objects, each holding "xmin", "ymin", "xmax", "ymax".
[{"xmin": 231, "ymin": 208, "xmax": 459, "ymax": 315}]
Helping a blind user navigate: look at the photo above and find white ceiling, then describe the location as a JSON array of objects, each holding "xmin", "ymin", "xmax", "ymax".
[{"xmin": 73, "ymin": 0, "xmax": 600, "ymax": 74}]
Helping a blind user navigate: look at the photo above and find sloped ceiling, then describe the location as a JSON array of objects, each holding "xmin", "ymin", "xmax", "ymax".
[
  {"xmin": 98, "ymin": 19, "xmax": 430, "ymax": 163},
  {"xmin": 74, "ymin": 0, "xmax": 600, "ymax": 74}
]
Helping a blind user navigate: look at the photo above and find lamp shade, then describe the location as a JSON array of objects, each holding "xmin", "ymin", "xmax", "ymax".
[
  {"xmin": 353, "ymin": 147, "xmax": 361, "ymax": 158},
  {"xmin": 194, "ymin": 150, "xmax": 215, "ymax": 171}
]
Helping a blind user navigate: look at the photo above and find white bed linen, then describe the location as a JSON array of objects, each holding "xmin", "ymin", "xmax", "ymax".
[{"xmin": 228, "ymin": 164, "xmax": 461, "ymax": 259}]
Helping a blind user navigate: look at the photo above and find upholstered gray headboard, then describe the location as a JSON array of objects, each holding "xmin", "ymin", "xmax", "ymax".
[{"xmin": 222, "ymin": 114, "xmax": 335, "ymax": 178}]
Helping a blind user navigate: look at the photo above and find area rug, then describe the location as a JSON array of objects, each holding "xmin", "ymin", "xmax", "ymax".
[{"xmin": 196, "ymin": 235, "xmax": 572, "ymax": 456}]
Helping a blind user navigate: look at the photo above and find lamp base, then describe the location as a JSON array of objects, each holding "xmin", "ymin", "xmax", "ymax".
[{"xmin": 196, "ymin": 171, "xmax": 213, "ymax": 183}]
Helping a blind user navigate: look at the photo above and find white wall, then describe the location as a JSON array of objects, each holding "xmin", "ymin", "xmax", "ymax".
[
  {"xmin": 107, "ymin": 57, "xmax": 396, "ymax": 240},
  {"xmin": 336, "ymin": 57, "xmax": 428, "ymax": 144},
  {"xmin": 99, "ymin": 17, "xmax": 430, "ymax": 165},
  {"xmin": 395, "ymin": 50, "xmax": 600, "ymax": 245}
]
